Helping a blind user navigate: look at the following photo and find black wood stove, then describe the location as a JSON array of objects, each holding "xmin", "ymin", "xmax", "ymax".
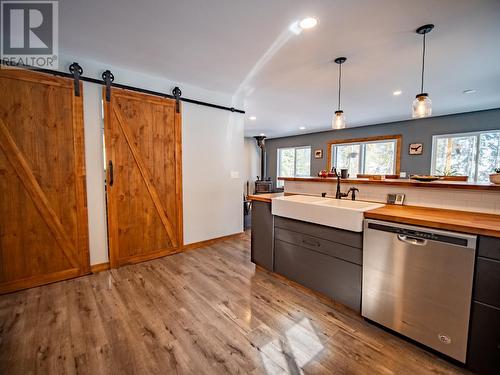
[{"xmin": 254, "ymin": 136, "xmax": 273, "ymax": 193}]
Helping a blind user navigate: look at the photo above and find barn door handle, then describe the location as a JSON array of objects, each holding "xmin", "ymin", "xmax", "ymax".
[{"xmin": 108, "ymin": 160, "xmax": 114, "ymax": 186}]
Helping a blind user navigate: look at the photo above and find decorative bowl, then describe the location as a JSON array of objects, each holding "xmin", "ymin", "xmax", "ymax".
[
  {"xmin": 410, "ymin": 175, "xmax": 442, "ymax": 182},
  {"xmin": 490, "ymin": 173, "xmax": 500, "ymax": 184}
]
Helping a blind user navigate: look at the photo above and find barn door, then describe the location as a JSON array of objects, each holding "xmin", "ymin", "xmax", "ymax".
[
  {"xmin": 103, "ymin": 88, "xmax": 182, "ymax": 267},
  {"xmin": 0, "ymin": 68, "xmax": 90, "ymax": 294}
]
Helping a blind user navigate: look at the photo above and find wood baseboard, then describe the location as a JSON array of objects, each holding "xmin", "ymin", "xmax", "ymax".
[
  {"xmin": 93, "ymin": 233, "xmax": 243, "ymax": 271},
  {"xmin": 90, "ymin": 262, "xmax": 110, "ymax": 273},
  {"xmin": 183, "ymin": 232, "xmax": 245, "ymax": 251},
  {"xmin": 115, "ymin": 247, "xmax": 182, "ymax": 268}
]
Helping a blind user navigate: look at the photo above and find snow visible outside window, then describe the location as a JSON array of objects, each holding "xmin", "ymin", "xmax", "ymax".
[
  {"xmin": 330, "ymin": 139, "xmax": 397, "ymax": 177},
  {"xmin": 431, "ymin": 130, "xmax": 500, "ymax": 182}
]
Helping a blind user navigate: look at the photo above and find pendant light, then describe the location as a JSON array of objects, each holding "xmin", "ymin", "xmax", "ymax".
[
  {"xmin": 333, "ymin": 57, "xmax": 347, "ymax": 129},
  {"xmin": 412, "ymin": 24, "xmax": 434, "ymax": 118}
]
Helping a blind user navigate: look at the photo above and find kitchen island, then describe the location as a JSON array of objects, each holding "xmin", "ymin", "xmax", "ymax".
[{"xmin": 248, "ymin": 192, "xmax": 500, "ymax": 374}]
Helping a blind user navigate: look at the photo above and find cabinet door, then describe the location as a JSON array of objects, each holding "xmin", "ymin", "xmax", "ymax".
[
  {"xmin": 467, "ymin": 302, "xmax": 500, "ymax": 375},
  {"xmin": 275, "ymin": 239, "xmax": 361, "ymax": 311},
  {"xmin": 251, "ymin": 201, "xmax": 274, "ymax": 271}
]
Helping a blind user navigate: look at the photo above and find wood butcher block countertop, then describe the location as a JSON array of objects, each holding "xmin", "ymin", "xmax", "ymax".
[
  {"xmin": 248, "ymin": 193, "xmax": 284, "ymax": 203},
  {"xmin": 248, "ymin": 193, "xmax": 500, "ymax": 237},
  {"xmin": 365, "ymin": 205, "xmax": 500, "ymax": 238}
]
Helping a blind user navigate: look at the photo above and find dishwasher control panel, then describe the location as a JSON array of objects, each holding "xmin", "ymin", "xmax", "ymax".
[{"xmin": 367, "ymin": 221, "xmax": 469, "ymax": 246}]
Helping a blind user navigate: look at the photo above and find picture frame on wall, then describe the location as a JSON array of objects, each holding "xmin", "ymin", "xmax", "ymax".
[
  {"xmin": 409, "ymin": 143, "xmax": 423, "ymax": 155},
  {"xmin": 314, "ymin": 149, "xmax": 323, "ymax": 159}
]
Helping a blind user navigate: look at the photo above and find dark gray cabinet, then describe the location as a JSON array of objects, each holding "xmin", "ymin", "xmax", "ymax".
[
  {"xmin": 250, "ymin": 200, "xmax": 274, "ymax": 271},
  {"xmin": 467, "ymin": 235, "xmax": 500, "ymax": 375},
  {"xmin": 273, "ymin": 216, "xmax": 363, "ymax": 312}
]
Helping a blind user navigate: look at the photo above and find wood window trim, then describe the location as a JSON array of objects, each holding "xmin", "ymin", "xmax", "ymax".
[{"xmin": 326, "ymin": 134, "xmax": 402, "ymax": 174}]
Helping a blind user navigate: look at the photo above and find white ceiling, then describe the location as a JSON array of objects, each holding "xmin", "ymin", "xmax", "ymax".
[{"xmin": 60, "ymin": 0, "xmax": 500, "ymax": 138}]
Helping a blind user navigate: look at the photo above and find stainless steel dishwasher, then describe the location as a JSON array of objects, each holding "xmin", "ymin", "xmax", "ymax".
[{"xmin": 362, "ymin": 219, "xmax": 476, "ymax": 363}]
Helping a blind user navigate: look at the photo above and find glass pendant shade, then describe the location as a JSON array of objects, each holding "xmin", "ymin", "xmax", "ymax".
[
  {"xmin": 332, "ymin": 110, "xmax": 346, "ymax": 129},
  {"xmin": 412, "ymin": 93, "xmax": 432, "ymax": 118}
]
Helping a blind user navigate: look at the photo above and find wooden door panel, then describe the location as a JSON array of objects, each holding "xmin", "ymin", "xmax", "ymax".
[
  {"xmin": 0, "ymin": 68, "xmax": 89, "ymax": 293},
  {"xmin": 104, "ymin": 88, "xmax": 182, "ymax": 267}
]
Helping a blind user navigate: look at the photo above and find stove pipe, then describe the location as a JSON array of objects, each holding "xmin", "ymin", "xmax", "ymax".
[{"xmin": 254, "ymin": 136, "xmax": 266, "ymax": 181}]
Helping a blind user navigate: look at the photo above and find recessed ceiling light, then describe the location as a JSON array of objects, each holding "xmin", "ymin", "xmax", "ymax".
[
  {"xmin": 299, "ymin": 17, "xmax": 318, "ymax": 30},
  {"xmin": 393, "ymin": 90, "xmax": 402, "ymax": 96},
  {"xmin": 463, "ymin": 89, "xmax": 476, "ymax": 94},
  {"xmin": 259, "ymin": 133, "xmax": 265, "ymax": 136},
  {"xmin": 299, "ymin": 126, "xmax": 306, "ymax": 130},
  {"xmin": 249, "ymin": 116, "xmax": 257, "ymax": 120}
]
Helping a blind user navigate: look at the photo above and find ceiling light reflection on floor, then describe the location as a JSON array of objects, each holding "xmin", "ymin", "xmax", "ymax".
[{"xmin": 259, "ymin": 317, "xmax": 324, "ymax": 374}]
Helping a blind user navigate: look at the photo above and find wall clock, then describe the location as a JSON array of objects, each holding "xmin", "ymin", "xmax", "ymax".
[{"xmin": 409, "ymin": 143, "xmax": 423, "ymax": 155}]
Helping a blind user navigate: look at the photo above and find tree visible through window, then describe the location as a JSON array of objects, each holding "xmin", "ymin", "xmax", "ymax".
[
  {"xmin": 431, "ymin": 130, "xmax": 500, "ymax": 182},
  {"xmin": 277, "ymin": 146, "xmax": 311, "ymax": 188},
  {"xmin": 330, "ymin": 138, "xmax": 398, "ymax": 177}
]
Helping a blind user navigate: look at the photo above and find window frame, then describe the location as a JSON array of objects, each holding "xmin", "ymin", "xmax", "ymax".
[
  {"xmin": 430, "ymin": 130, "xmax": 500, "ymax": 182},
  {"xmin": 276, "ymin": 146, "xmax": 311, "ymax": 187},
  {"xmin": 326, "ymin": 135, "xmax": 402, "ymax": 176}
]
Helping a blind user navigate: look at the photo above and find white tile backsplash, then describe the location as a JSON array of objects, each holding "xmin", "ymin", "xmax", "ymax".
[{"xmin": 284, "ymin": 180, "xmax": 500, "ymax": 214}]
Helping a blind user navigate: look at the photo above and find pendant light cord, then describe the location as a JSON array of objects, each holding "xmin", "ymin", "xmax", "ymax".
[
  {"xmin": 338, "ymin": 62, "xmax": 342, "ymax": 110},
  {"xmin": 421, "ymin": 33, "xmax": 426, "ymax": 94}
]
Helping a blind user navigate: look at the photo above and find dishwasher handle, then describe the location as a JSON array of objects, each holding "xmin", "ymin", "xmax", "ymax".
[
  {"xmin": 397, "ymin": 234, "xmax": 427, "ymax": 246},
  {"xmin": 365, "ymin": 220, "xmax": 477, "ymax": 249}
]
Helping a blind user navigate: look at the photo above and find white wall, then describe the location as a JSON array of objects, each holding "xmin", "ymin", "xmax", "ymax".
[
  {"xmin": 182, "ymin": 104, "xmax": 244, "ymax": 244},
  {"xmin": 59, "ymin": 56, "xmax": 244, "ymax": 264},
  {"xmin": 82, "ymin": 82, "xmax": 108, "ymax": 265}
]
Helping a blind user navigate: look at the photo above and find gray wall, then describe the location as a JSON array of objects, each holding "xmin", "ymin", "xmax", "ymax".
[{"xmin": 266, "ymin": 108, "xmax": 500, "ymax": 183}]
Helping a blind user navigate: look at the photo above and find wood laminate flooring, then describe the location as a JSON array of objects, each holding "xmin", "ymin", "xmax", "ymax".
[{"xmin": 0, "ymin": 232, "xmax": 469, "ymax": 374}]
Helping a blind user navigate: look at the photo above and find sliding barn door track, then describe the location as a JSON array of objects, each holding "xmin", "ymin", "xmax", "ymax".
[{"xmin": 1, "ymin": 61, "xmax": 245, "ymax": 114}]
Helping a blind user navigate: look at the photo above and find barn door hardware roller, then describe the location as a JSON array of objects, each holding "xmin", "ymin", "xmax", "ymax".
[
  {"xmin": 69, "ymin": 62, "xmax": 83, "ymax": 97},
  {"xmin": 172, "ymin": 86, "xmax": 182, "ymax": 113},
  {"xmin": 102, "ymin": 70, "xmax": 115, "ymax": 102}
]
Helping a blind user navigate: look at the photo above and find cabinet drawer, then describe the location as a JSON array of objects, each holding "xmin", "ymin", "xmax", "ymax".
[
  {"xmin": 274, "ymin": 239, "xmax": 361, "ymax": 311},
  {"xmin": 274, "ymin": 216, "xmax": 362, "ymax": 248},
  {"xmin": 474, "ymin": 257, "xmax": 500, "ymax": 308},
  {"xmin": 275, "ymin": 227, "xmax": 362, "ymax": 265},
  {"xmin": 478, "ymin": 236, "xmax": 500, "ymax": 260},
  {"xmin": 467, "ymin": 302, "xmax": 500, "ymax": 375}
]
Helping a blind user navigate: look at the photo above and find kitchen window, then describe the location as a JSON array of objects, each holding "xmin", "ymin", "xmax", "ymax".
[
  {"xmin": 431, "ymin": 130, "xmax": 500, "ymax": 182},
  {"xmin": 277, "ymin": 146, "xmax": 311, "ymax": 188},
  {"xmin": 328, "ymin": 135, "xmax": 401, "ymax": 177}
]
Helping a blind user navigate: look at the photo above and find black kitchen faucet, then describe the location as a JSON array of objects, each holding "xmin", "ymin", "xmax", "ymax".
[{"xmin": 332, "ymin": 168, "xmax": 359, "ymax": 200}]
